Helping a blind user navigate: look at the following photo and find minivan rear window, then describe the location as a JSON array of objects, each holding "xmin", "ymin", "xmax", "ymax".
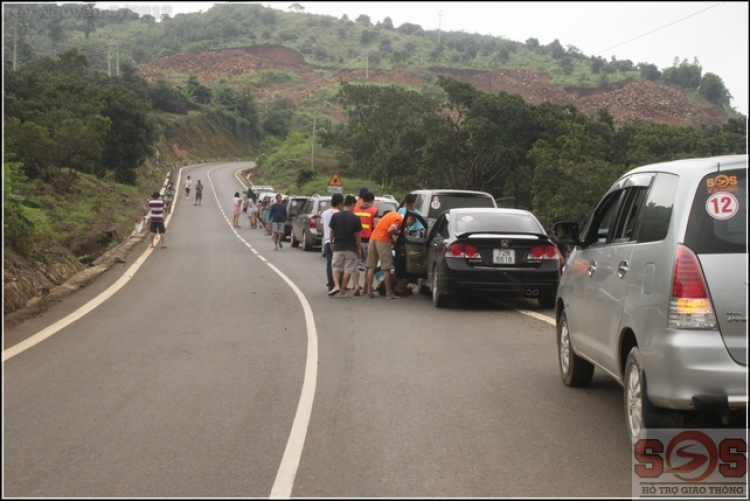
[
  {"xmin": 427, "ymin": 194, "xmax": 495, "ymax": 219},
  {"xmin": 685, "ymin": 168, "xmax": 746, "ymax": 254}
]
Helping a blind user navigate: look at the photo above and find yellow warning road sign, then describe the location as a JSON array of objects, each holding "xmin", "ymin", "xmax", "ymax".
[{"xmin": 328, "ymin": 172, "xmax": 343, "ymax": 187}]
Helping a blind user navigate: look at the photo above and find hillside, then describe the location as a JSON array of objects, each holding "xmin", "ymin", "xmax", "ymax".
[{"xmin": 135, "ymin": 45, "xmax": 725, "ymax": 128}]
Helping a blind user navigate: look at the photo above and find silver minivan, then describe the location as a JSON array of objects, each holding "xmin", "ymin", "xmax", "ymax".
[{"xmin": 553, "ymin": 155, "xmax": 747, "ymax": 439}]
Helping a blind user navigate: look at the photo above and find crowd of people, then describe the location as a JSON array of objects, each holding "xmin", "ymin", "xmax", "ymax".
[
  {"xmin": 323, "ymin": 188, "xmax": 423, "ymax": 300},
  {"xmin": 148, "ymin": 179, "xmax": 423, "ymax": 298}
]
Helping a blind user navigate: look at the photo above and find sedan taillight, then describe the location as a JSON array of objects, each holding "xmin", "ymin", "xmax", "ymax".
[
  {"xmin": 446, "ymin": 243, "xmax": 482, "ymax": 259},
  {"xmin": 309, "ymin": 215, "xmax": 319, "ymax": 229},
  {"xmin": 669, "ymin": 244, "xmax": 717, "ymax": 329},
  {"xmin": 525, "ymin": 245, "xmax": 559, "ymax": 261}
]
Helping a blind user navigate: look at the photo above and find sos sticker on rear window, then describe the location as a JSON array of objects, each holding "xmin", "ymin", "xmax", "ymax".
[
  {"xmin": 706, "ymin": 192, "xmax": 739, "ymax": 220},
  {"xmin": 706, "ymin": 174, "xmax": 739, "ymax": 194},
  {"xmin": 431, "ymin": 197, "xmax": 441, "ymax": 210},
  {"xmin": 461, "ymin": 216, "xmax": 473, "ymax": 222}
]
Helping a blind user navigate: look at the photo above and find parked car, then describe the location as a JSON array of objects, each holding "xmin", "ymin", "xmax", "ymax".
[
  {"xmin": 553, "ymin": 154, "xmax": 747, "ymax": 440},
  {"xmin": 283, "ymin": 195, "xmax": 309, "ymax": 240},
  {"xmin": 401, "ymin": 189, "xmax": 498, "ymax": 232},
  {"xmin": 372, "ymin": 195, "xmax": 398, "ymax": 217},
  {"xmin": 394, "ymin": 208, "xmax": 561, "ymax": 308},
  {"xmin": 291, "ymin": 194, "xmax": 332, "ymax": 251}
]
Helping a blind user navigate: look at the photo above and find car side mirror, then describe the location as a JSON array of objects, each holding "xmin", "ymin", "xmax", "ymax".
[{"xmin": 552, "ymin": 221, "xmax": 580, "ymax": 246}]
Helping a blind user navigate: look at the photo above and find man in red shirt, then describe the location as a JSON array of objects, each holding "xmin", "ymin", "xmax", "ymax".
[
  {"xmin": 352, "ymin": 192, "xmax": 379, "ymax": 296},
  {"xmin": 149, "ymin": 191, "xmax": 167, "ymax": 249}
]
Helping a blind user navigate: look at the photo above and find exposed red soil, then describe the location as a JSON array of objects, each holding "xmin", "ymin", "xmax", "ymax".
[{"xmin": 136, "ymin": 45, "xmax": 726, "ymax": 128}]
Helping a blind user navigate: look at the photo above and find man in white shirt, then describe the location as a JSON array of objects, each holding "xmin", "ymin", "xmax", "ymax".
[
  {"xmin": 320, "ymin": 193, "xmax": 343, "ymax": 292},
  {"xmin": 184, "ymin": 175, "xmax": 192, "ymax": 199}
]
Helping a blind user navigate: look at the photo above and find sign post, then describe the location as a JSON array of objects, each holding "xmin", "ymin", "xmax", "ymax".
[{"xmin": 327, "ymin": 172, "xmax": 343, "ymax": 194}]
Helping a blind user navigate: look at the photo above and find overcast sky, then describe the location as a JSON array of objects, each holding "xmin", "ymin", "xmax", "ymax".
[{"xmin": 154, "ymin": 2, "xmax": 749, "ymax": 115}]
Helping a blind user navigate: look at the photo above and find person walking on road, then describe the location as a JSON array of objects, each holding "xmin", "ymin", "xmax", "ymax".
[
  {"xmin": 247, "ymin": 192, "xmax": 258, "ymax": 228},
  {"xmin": 328, "ymin": 195, "xmax": 362, "ymax": 298},
  {"xmin": 164, "ymin": 183, "xmax": 175, "ymax": 214},
  {"xmin": 184, "ymin": 175, "xmax": 192, "ymax": 199},
  {"xmin": 149, "ymin": 191, "xmax": 167, "ymax": 249},
  {"xmin": 194, "ymin": 180, "xmax": 204, "ymax": 206},
  {"xmin": 321, "ymin": 193, "xmax": 343, "ymax": 292},
  {"xmin": 270, "ymin": 193, "xmax": 288, "ymax": 250},
  {"xmin": 366, "ymin": 209, "xmax": 405, "ymax": 299},
  {"xmin": 233, "ymin": 192, "xmax": 242, "ymax": 228}
]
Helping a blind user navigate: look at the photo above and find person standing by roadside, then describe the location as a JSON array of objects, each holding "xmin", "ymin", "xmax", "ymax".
[
  {"xmin": 353, "ymin": 192, "xmax": 378, "ymax": 296},
  {"xmin": 270, "ymin": 193, "xmax": 288, "ymax": 250},
  {"xmin": 328, "ymin": 195, "xmax": 362, "ymax": 297},
  {"xmin": 321, "ymin": 193, "xmax": 343, "ymax": 292},
  {"xmin": 194, "ymin": 180, "xmax": 204, "ymax": 206},
  {"xmin": 184, "ymin": 175, "xmax": 192, "ymax": 199},
  {"xmin": 355, "ymin": 186, "xmax": 369, "ymax": 208},
  {"xmin": 366, "ymin": 209, "xmax": 405, "ymax": 299},
  {"xmin": 233, "ymin": 192, "xmax": 242, "ymax": 228},
  {"xmin": 164, "ymin": 183, "xmax": 175, "ymax": 214},
  {"xmin": 149, "ymin": 191, "xmax": 167, "ymax": 249},
  {"xmin": 247, "ymin": 192, "xmax": 258, "ymax": 228}
]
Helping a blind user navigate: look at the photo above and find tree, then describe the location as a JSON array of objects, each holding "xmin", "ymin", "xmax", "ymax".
[
  {"xmin": 338, "ymin": 82, "xmax": 437, "ymax": 188},
  {"xmin": 289, "ymin": 3, "xmax": 305, "ymax": 12},
  {"xmin": 525, "ymin": 38, "xmax": 539, "ymax": 50},
  {"xmin": 382, "ymin": 17, "xmax": 394, "ymax": 30},
  {"xmin": 355, "ymin": 14, "xmax": 371, "ymax": 26},
  {"xmin": 638, "ymin": 62, "xmax": 660, "ymax": 81},
  {"xmin": 699, "ymin": 72, "xmax": 731, "ymax": 106}
]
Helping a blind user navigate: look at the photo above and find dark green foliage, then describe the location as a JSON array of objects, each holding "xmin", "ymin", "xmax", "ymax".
[
  {"xmin": 699, "ymin": 72, "xmax": 731, "ymax": 106},
  {"xmin": 662, "ymin": 59, "xmax": 702, "ymax": 90},
  {"xmin": 396, "ymin": 23, "xmax": 425, "ymax": 36},
  {"xmin": 638, "ymin": 63, "xmax": 661, "ymax": 81},
  {"xmin": 382, "ymin": 17, "xmax": 394, "ymax": 30}
]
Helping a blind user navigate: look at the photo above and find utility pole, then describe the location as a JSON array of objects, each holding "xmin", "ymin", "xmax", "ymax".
[
  {"xmin": 311, "ymin": 117, "xmax": 316, "ymax": 169},
  {"xmin": 438, "ymin": 11, "xmax": 443, "ymax": 44},
  {"xmin": 13, "ymin": 24, "xmax": 18, "ymax": 71}
]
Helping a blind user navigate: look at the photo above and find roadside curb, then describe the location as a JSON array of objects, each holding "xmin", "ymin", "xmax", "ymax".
[{"xmin": 3, "ymin": 232, "xmax": 148, "ymax": 331}]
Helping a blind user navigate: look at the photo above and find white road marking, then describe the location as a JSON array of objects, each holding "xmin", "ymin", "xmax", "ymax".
[
  {"xmin": 494, "ymin": 299, "xmax": 556, "ymax": 326},
  {"xmin": 3, "ymin": 169, "xmax": 182, "ymax": 361},
  {"xmin": 212, "ymin": 166, "xmax": 320, "ymax": 498}
]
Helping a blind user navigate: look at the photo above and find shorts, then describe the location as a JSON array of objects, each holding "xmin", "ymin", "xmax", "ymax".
[
  {"xmin": 150, "ymin": 221, "xmax": 166, "ymax": 234},
  {"xmin": 332, "ymin": 250, "xmax": 358, "ymax": 274},
  {"xmin": 195, "ymin": 191, "xmax": 202, "ymax": 200},
  {"xmin": 272, "ymin": 222, "xmax": 285, "ymax": 234},
  {"xmin": 357, "ymin": 241, "xmax": 369, "ymax": 271},
  {"xmin": 367, "ymin": 240, "xmax": 393, "ymax": 270}
]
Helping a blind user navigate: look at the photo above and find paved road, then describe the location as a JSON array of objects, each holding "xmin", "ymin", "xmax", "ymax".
[{"xmin": 3, "ymin": 162, "xmax": 633, "ymax": 497}]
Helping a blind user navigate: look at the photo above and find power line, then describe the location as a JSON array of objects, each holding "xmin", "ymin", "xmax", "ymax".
[{"xmin": 592, "ymin": 2, "xmax": 722, "ymax": 56}]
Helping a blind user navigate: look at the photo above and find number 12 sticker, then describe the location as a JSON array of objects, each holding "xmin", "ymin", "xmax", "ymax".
[{"xmin": 706, "ymin": 192, "xmax": 739, "ymax": 220}]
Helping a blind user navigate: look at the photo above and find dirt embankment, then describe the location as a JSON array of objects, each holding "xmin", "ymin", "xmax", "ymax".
[{"xmin": 137, "ymin": 45, "xmax": 726, "ymax": 128}]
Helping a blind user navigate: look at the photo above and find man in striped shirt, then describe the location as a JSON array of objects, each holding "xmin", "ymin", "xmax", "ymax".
[{"xmin": 149, "ymin": 191, "xmax": 167, "ymax": 249}]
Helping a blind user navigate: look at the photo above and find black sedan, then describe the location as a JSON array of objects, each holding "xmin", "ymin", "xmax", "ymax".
[{"xmin": 394, "ymin": 208, "xmax": 561, "ymax": 308}]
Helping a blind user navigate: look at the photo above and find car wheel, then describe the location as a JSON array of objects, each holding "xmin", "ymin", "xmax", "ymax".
[
  {"xmin": 291, "ymin": 229, "xmax": 300, "ymax": 248},
  {"xmin": 557, "ymin": 310, "xmax": 594, "ymax": 387},
  {"xmin": 539, "ymin": 294, "xmax": 556, "ymax": 309},
  {"xmin": 418, "ymin": 278, "xmax": 430, "ymax": 295},
  {"xmin": 302, "ymin": 229, "xmax": 312, "ymax": 251},
  {"xmin": 624, "ymin": 347, "xmax": 684, "ymax": 441},
  {"xmin": 431, "ymin": 265, "xmax": 449, "ymax": 308}
]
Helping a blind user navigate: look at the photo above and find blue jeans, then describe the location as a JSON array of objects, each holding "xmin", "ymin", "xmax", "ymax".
[{"xmin": 325, "ymin": 242, "xmax": 334, "ymax": 290}]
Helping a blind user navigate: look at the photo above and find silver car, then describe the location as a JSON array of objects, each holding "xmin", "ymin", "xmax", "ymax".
[{"xmin": 553, "ymin": 154, "xmax": 747, "ymax": 439}]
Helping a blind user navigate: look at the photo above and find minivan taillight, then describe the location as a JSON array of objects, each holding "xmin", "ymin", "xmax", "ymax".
[
  {"xmin": 309, "ymin": 214, "xmax": 319, "ymax": 229},
  {"xmin": 669, "ymin": 244, "xmax": 717, "ymax": 329}
]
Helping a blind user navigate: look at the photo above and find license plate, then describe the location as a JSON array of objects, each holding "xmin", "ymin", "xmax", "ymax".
[{"xmin": 493, "ymin": 249, "xmax": 515, "ymax": 264}]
